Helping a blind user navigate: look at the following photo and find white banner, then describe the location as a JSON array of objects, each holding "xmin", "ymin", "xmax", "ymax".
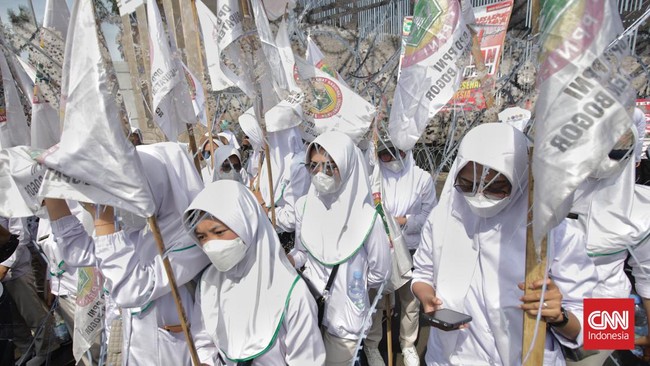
[
  {"xmin": 31, "ymin": 86, "xmax": 61, "ymax": 150},
  {"xmin": 43, "ymin": 0, "xmax": 70, "ymax": 40},
  {"xmin": 532, "ymin": 0, "xmax": 635, "ymax": 245},
  {"xmin": 295, "ymin": 57, "xmax": 375, "ymax": 143},
  {"xmin": 0, "ymin": 48, "xmax": 31, "ymax": 149},
  {"xmin": 181, "ymin": 62, "xmax": 207, "ymax": 126},
  {"xmin": 195, "ymin": 0, "xmax": 235, "ymax": 91},
  {"xmin": 388, "ymin": 0, "xmax": 471, "ymax": 151},
  {"xmin": 147, "ymin": 0, "xmax": 195, "ymax": 141},
  {"xmin": 38, "ymin": 0, "xmax": 155, "ymax": 218},
  {"xmin": 0, "ymin": 146, "xmax": 45, "ymax": 218},
  {"xmin": 306, "ymin": 34, "xmax": 349, "ymax": 87},
  {"xmin": 73, "ymin": 267, "xmax": 105, "ymax": 362}
]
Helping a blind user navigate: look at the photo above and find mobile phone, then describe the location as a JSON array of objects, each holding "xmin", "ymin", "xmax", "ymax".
[{"xmin": 422, "ymin": 308, "xmax": 472, "ymax": 331}]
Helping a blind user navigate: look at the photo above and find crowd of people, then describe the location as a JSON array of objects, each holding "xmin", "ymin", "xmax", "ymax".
[{"xmin": 0, "ymin": 107, "xmax": 649, "ymax": 366}]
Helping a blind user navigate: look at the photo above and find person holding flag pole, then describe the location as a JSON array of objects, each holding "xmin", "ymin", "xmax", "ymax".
[{"xmin": 35, "ymin": 0, "xmax": 209, "ymax": 364}]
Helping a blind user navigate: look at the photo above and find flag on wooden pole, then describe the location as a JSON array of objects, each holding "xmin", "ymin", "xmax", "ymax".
[
  {"xmin": 532, "ymin": 0, "xmax": 635, "ymax": 246},
  {"xmin": 388, "ymin": 0, "xmax": 471, "ymax": 151},
  {"xmin": 195, "ymin": 0, "xmax": 235, "ymax": 92},
  {"xmin": 0, "ymin": 48, "xmax": 31, "ymax": 149},
  {"xmin": 38, "ymin": 0, "xmax": 155, "ymax": 218}
]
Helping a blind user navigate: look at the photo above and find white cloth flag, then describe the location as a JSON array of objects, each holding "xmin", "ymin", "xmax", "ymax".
[
  {"xmin": 37, "ymin": 0, "xmax": 155, "ymax": 218},
  {"xmin": 147, "ymin": 0, "xmax": 195, "ymax": 141},
  {"xmin": 10, "ymin": 56, "xmax": 36, "ymax": 108},
  {"xmin": 261, "ymin": 0, "xmax": 296, "ymax": 21},
  {"xmin": 295, "ymin": 56, "xmax": 375, "ymax": 143},
  {"xmin": 0, "ymin": 49, "xmax": 31, "ymax": 149},
  {"xmin": 264, "ymin": 19, "xmax": 304, "ymax": 132},
  {"xmin": 388, "ymin": 0, "xmax": 471, "ymax": 151},
  {"xmin": 532, "ymin": 0, "xmax": 634, "ymax": 245},
  {"xmin": 73, "ymin": 267, "xmax": 105, "ymax": 362},
  {"xmin": 306, "ymin": 34, "xmax": 349, "ymax": 88},
  {"xmin": 31, "ymin": 86, "xmax": 62, "ymax": 149},
  {"xmin": 43, "ymin": 0, "xmax": 70, "ymax": 39},
  {"xmin": 181, "ymin": 62, "xmax": 207, "ymax": 126},
  {"xmin": 195, "ymin": 0, "xmax": 235, "ymax": 91},
  {"xmin": 0, "ymin": 146, "xmax": 46, "ymax": 218},
  {"xmin": 116, "ymin": 0, "xmax": 144, "ymax": 16}
]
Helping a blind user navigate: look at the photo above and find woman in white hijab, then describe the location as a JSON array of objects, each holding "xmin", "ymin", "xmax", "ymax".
[
  {"xmin": 211, "ymin": 145, "xmax": 249, "ymax": 186},
  {"xmin": 412, "ymin": 123, "xmax": 597, "ymax": 365},
  {"xmin": 184, "ymin": 180, "xmax": 326, "ymax": 365},
  {"xmin": 365, "ymin": 140, "xmax": 437, "ymax": 366},
  {"xmin": 566, "ymin": 127, "xmax": 650, "ymax": 364},
  {"xmin": 289, "ymin": 131, "xmax": 392, "ymax": 366},
  {"xmin": 45, "ymin": 142, "xmax": 211, "ymax": 365}
]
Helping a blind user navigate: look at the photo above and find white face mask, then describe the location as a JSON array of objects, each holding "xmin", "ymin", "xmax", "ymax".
[
  {"xmin": 219, "ymin": 169, "xmax": 243, "ymax": 183},
  {"xmin": 463, "ymin": 194, "xmax": 512, "ymax": 218},
  {"xmin": 382, "ymin": 160, "xmax": 403, "ymax": 173},
  {"xmin": 312, "ymin": 172, "xmax": 338, "ymax": 194},
  {"xmin": 202, "ymin": 238, "xmax": 248, "ymax": 272}
]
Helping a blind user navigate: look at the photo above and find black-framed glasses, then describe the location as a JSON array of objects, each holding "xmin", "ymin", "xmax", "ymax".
[
  {"xmin": 454, "ymin": 175, "xmax": 512, "ymax": 200},
  {"xmin": 378, "ymin": 148, "xmax": 405, "ymax": 163},
  {"xmin": 221, "ymin": 161, "xmax": 242, "ymax": 173}
]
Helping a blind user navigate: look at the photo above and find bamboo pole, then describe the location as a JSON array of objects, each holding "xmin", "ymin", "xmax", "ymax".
[
  {"xmin": 120, "ymin": 14, "xmax": 151, "ymax": 137},
  {"xmin": 147, "ymin": 217, "xmax": 201, "ymax": 366},
  {"xmin": 522, "ymin": 150, "xmax": 548, "ymax": 366}
]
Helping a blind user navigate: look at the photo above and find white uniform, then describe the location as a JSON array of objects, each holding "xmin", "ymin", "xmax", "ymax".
[
  {"xmin": 412, "ymin": 123, "xmax": 598, "ymax": 366},
  {"xmin": 51, "ymin": 143, "xmax": 210, "ymax": 365},
  {"xmin": 185, "ymin": 180, "xmax": 326, "ymax": 365},
  {"xmin": 290, "ymin": 132, "xmax": 391, "ymax": 365}
]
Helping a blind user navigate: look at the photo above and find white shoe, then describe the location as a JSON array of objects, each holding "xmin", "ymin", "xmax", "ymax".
[
  {"xmin": 402, "ymin": 346, "xmax": 420, "ymax": 366},
  {"xmin": 364, "ymin": 347, "xmax": 386, "ymax": 366}
]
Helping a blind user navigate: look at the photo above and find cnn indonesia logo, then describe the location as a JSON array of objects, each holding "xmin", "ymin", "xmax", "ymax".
[{"xmin": 584, "ymin": 298, "xmax": 635, "ymax": 350}]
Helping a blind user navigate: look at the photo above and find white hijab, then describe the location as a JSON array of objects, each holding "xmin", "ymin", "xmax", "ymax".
[
  {"xmin": 301, "ymin": 131, "xmax": 377, "ymax": 265},
  {"xmin": 212, "ymin": 145, "xmax": 241, "ymax": 181},
  {"xmin": 183, "ymin": 180, "xmax": 299, "ymax": 361},
  {"xmin": 257, "ymin": 127, "xmax": 304, "ymax": 204},
  {"xmin": 128, "ymin": 142, "xmax": 204, "ymax": 259},
  {"xmin": 572, "ymin": 128, "xmax": 650, "ymax": 255},
  {"xmin": 379, "ymin": 150, "xmax": 426, "ymax": 216},
  {"xmin": 432, "ymin": 123, "xmax": 529, "ymax": 365},
  {"xmin": 239, "ymin": 110, "xmax": 265, "ymax": 179}
]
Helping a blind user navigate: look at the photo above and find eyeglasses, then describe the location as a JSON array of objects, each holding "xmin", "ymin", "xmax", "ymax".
[
  {"xmin": 221, "ymin": 161, "xmax": 242, "ymax": 173},
  {"xmin": 378, "ymin": 148, "xmax": 405, "ymax": 163},
  {"xmin": 454, "ymin": 175, "xmax": 512, "ymax": 200},
  {"xmin": 306, "ymin": 161, "xmax": 338, "ymax": 176}
]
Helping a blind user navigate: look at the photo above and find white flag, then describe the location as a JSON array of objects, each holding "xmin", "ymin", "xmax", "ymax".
[
  {"xmin": 261, "ymin": 0, "xmax": 296, "ymax": 21},
  {"xmin": 532, "ymin": 0, "xmax": 635, "ymax": 245},
  {"xmin": 43, "ymin": 0, "xmax": 71, "ymax": 40},
  {"xmin": 0, "ymin": 146, "xmax": 46, "ymax": 218},
  {"xmin": 0, "ymin": 49, "xmax": 31, "ymax": 149},
  {"xmin": 31, "ymin": 85, "xmax": 61, "ymax": 149},
  {"xmin": 181, "ymin": 62, "xmax": 207, "ymax": 126},
  {"xmin": 73, "ymin": 267, "xmax": 105, "ymax": 362},
  {"xmin": 306, "ymin": 34, "xmax": 349, "ymax": 87},
  {"xmin": 388, "ymin": 0, "xmax": 471, "ymax": 151},
  {"xmin": 116, "ymin": 0, "xmax": 144, "ymax": 16},
  {"xmin": 295, "ymin": 57, "xmax": 375, "ymax": 143},
  {"xmin": 147, "ymin": 0, "xmax": 195, "ymax": 141},
  {"xmin": 37, "ymin": 0, "xmax": 155, "ymax": 218},
  {"xmin": 10, "ymin": 56, "xmax": 36, "ymax": 107},
  {"xmin": 195, "ymin": 0, "xmax": 235, "ymax": 91}
]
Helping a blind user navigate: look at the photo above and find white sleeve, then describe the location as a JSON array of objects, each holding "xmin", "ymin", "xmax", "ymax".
[
  {"xmin": 411, "ymin": 216, "xmax": 436, "ymax": 290},
  {"xmin": 403, "ymin": 174, "xmax": 437, "ymax": 236},
  {"xmin": 548, "ymin": 220, "xmax": 597, "ymax": 348},
  {"xmin": 283, "ymin": 281, "xmax": 326, "ymax": 365},
  {"xmin": 365, "ymin": 218, "xmax": 392, "ymax": 288},
  {"xmin": 288, "ymin": 196, "xmax": 308, "ymax": 269},
  {"xmin": 191, "ymin": 283, "xmax": 219, "ymax": 366},
  {"xmin": 50, "ymin": 215, "xmax": 98, "ymax": 268},
  {"xmin": 94, "ymin": 231, "xmax": 210, "ymax": 308},
  {"xmin": 274, "ymin": 157, "xmax": 310, "ymax": 233},
  {"xmin": 635, "ymin": 108, "xmax": 646, "ymax": 162}
]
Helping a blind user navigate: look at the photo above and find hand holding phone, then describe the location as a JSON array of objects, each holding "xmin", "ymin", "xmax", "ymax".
[{"xmin": 422, "ymin": 308, "xmax": 472, "ymax": 331}]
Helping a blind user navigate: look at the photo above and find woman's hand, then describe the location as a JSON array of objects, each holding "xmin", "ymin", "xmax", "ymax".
[
  {"xmin": 252, "ymin": 190, "xmax": 269, "ymax": 215},
  {"xmin": 395, "ymin": 216, "xmax": 407, "ymax": 226},
  {"xmin": 412, "ymin": 282, "xmax": 443, "ymax": 313},
  {"xmin": 518, "ymin": 278, "xmax": 563, "ymax": 322}
]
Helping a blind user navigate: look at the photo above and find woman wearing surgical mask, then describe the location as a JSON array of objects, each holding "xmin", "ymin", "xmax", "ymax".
[
  {"xmin": 365, "ymin": 141, "xmax": 437, "ymax": 366},
  {"xmin": 45, "ymin": 142, "xmax": 211, "ymax": 365},
  {"xmin": 412, "ymin": 123, "xmax": 597, "ymax": 365},
  {"xmin": 184, "ymin": 180, "xmax": 326, "ymax": 366},
  {"xmin": 212, "ymin": 145, "xmax": 249, "ymax": 185},
  {"xmin": 199, "ymin": 134, "xmax": 229, "ymax": 183},
  {"xmin": 566, "ymin": 127, "xmax": 650, "ymax": 364},
  {"xmin": 289, "ymin": 131, "xmax": 391, "ymax": 366}
]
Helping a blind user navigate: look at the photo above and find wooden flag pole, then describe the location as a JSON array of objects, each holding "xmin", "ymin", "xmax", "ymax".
[
  {"xmin": 522, "ymin": 149, "xmax": 548, "ymax": 366},
  {"xmin": 147, "ymin": 216, "xmax": 201, "ymax": 366},
  {"xmin": 385, "ymin": 295, "xmax": 394, "ymax": 366},
  {"xmin": 240, "ymin": 0, "xmax": 277, "ymax": 227}
]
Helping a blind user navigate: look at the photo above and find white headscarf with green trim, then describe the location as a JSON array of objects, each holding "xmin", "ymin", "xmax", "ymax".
[{"xmin": 301, "ymin": 131, "xmax": 377, "ymax": 265}]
